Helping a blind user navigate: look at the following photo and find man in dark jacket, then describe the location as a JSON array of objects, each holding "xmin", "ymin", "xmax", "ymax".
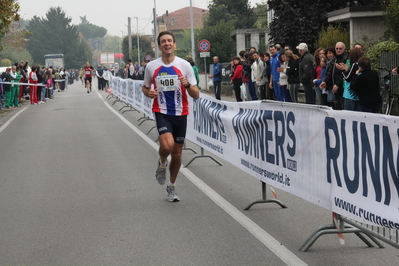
[
  {"xmin": 320, "ymin": 41, "xmax": 349, "ymax": 110},
  {"xmin": 297, "ymin": 43, "xmax": 315, "ymax": 104},
  {"xmin": 96, "ymin": 65, "xmax": 105, "ymax": 91},
  {"xmin": 1, "ymin": 68, "xmax": 13, "ymax": 109}
]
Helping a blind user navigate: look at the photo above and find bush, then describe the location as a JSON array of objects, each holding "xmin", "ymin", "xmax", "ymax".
[
  {"xmin": 364, "ymin": 40, "xmax": 399, "ymax": 70},
  {"xmin": 1, "ymin": 58, "xmax": 12, "ymax": 67},
  {"xmin": 315, "ymin": 24, "xmax": 350, "ymax": 50},
  {"xmin": 0, "ymin": 46, "xmax": 33, "ymax": 66}
]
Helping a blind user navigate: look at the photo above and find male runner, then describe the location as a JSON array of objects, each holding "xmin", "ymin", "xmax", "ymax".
[
  {"xmin": 142, "ymin": 31, "xmax": 199, "ymax": 202},
  {"xmin": 84, "ymin": 62, "xmax": 94, "ymax": 93}
]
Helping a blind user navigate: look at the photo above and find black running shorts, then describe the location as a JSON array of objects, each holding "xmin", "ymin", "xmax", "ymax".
[{"xmin": 154, "ymin": 112, "xmax": 187, "ymax": 144}]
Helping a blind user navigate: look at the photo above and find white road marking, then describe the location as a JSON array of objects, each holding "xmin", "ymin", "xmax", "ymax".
[
  {"xmin": 0, "ymin": 107, "xmax": 29, "ymax": 133},
  {"xmin": 97, "ymin": 91, "xmax": 308, "ymax": 266}
]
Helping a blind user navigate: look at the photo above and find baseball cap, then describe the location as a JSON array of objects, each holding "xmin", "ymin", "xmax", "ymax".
[{"xmin": 296, "ymin": 43, "xmax": 308, "ymax": 50}]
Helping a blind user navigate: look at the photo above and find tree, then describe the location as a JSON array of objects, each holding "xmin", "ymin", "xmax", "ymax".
[
  {"xmin": 26, "ymin": 7, "xmax": 92, "ymax": 68},
  {"xmin": 0, "ymin": 45, "xmax": 33, "ymax": 66},
  {"xmin": 206, "ymin": 0, "xmax": 256, "ymax": 29},
  {"xmin": 196, "ymin": 19, "xmax": 236, "ymax": 71},
  {"xmin": 121, "ymin": 35, "xmax": 153, "ymax": 63},
  {"xmin": 77, "ymin": 23, "xmax": 107, "ymax": 39},
  {"xmin": 102, "ymin": 35, "xmax": 122, "ymax": 54},
  {"xmin": 384, "ymin": 0, "xmax": 399, "ymax": 42},
  {"xmin": 0, "ymin": 0, "xmax": 20, "ymax": 51},
  {"xmin": 254, "ymin": 3, "xmax": 268, "ymax": 28},
  {"xmin": 267, "ymin": 0, "xmax": 383, "ymax": 51}
]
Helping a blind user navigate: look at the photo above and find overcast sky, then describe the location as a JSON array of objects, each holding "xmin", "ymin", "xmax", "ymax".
[{"xmin": 17, "ymin": 0, "xmax": 266, "ymax": 37}]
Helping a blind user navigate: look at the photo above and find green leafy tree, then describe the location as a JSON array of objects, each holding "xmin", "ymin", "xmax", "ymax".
[
  {"xmin": 0, "ymin": 45, "xmax": 33, "ymax": 66},
  {"xmin": 77, "ymin": 23, "xmax": 107, "ymax": 39},
  {"xmin": 315, "ymin": 24, "xmax": 350, "ymax": 49},
  {"xmin": 102, "ymin": 35, "xmax": 122, "ymax": 53},
  {"xmin": 384, "ymin": 0, "xmax": 399, "ymax": 42},
  {"xmin": 254, "ymin": 3, "xmax": 268, "ymax": 28},
  {"xmin": 0, "ymin": 0, "xmax": 20, "ymax": 51},
  {"xmin": 267, "ymin": 0, "xmax": 383, "ymax": 51},
  {"xmin": 364, "ymin": 40, "xmax": 399, "ymax": 70},
  {"xmin": 196, "ymin": 19, "xmax": 236, "ymax": 71},
  {"xmin": 26, "ymin": 7, "xmax": 92, "ymax": 68},
  {"xmin": 122, "ymin": 35, "xmax": 153, "ymax": 63},
  {"xmin": 208, "ymin": 0, "xmax": 256, "ymax": 29}
]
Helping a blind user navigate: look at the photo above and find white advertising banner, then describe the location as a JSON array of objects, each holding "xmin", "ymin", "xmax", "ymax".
[{"xmin": 109, "ymin": 77, "xmax": 399, "ymax": 230}]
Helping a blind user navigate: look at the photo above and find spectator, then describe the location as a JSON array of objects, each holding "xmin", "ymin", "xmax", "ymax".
[
  {"xmin": 350, "ymin": 57, "xmax": 382, "ymax": 113},
  {"xmin": 209, "ymin": 56, "xmax": 222, "ymax": 100},
  {"xmin": 231, "ymin": 56, "xmax": 243, "ymax": 102},
  {"xmin": 320, "ymin": 42, "xmax": 349, "ymax": 110},
  {"xmin": 187, "ymin": 58, "xmax": 200, "ymax": 89},
  {"xmin": 284, "ymin": 50, "xmax": 300, "ymax": 103},
  {"xmin": 1, "ymin": 68, "xmax": 12, "ymax": 109},
  {"xmin": 323, "ymin": 47, "xmax": 337, "ymax": 107},
  {"xmin": 339, "ymin": 47, "xmax": 363, "ymax": 111},
  {"xmin": 249, "ymin": 47, "xmax": 256, "ymax": 53},
  {"xmin": 313, "ymin": 55, "xmax": 328, "ymax": 105},
  {"xmin": 96, "ymin": 65, "xmax": 105, "ymax": 91},
  {"xmin": 313, "ymin": 48, "xmax": 326, "ymax": 105},
  {"xmin": 297, "ymin": 42, "xmax": 315, "ymax": 104},
  {"xmin": 269, "ymin": 45, "xmax": 283, "ymax": 101},
  {"xmin": 261, "ymin": 52, "xmax": 272, "ymax": 100},
  {"xmin": 277, "ymin": 52, "xmax": 291, "ymax": 102},
  {"xmin": 245, "ymin": 54, "xmax": 256, "ymax": 100},
  {"xmin": 253, "ymin": 51, "xmax": 266, "ymax": 100},
  {"xmin": 240, "ymin": 51, "xmax": 251, "ymax": 101},
  {"xmin": 10, "ymin": 65, "xmax": 21, "ymax": 108},
  {"xmin": 28, "ymin": 66, "xmax": 39, "ymax": 104}
]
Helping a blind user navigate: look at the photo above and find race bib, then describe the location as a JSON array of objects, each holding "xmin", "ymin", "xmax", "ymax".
[
  {"xmin": 86, "ymin": 71, "xmax": 91, "ymax": 75},
  {"xmin": 156, "ymin": 75, "xmax": 179, "ymax": 92}
]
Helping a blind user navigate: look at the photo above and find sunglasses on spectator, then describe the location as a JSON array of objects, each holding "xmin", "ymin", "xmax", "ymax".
[{"xmin": 335, "ymin": 47, "xmax": 344, "ymax": 50}]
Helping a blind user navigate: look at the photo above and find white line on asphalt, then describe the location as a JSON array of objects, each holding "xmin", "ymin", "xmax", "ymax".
[
  {"xmin": 97, "ymin": 91, "xmax": 308, "ymax": 266},
  {"xmin": 0, "ymin": 107, "xmax": 28, "ymax": 133}
]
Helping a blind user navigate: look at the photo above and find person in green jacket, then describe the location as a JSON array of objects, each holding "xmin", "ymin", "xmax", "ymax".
[
  {"xmin": 187, "ymin": 58, "xmax": 200, "ymax": 89},
  {"xmin": 10, "ymin": 65, "xmax": 22, "ymax": 107}
]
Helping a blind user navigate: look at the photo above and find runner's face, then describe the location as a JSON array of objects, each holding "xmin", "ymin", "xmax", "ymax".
[{"xmin": 159, "ymin": 34, "xmax": 176, "ymax": 55}]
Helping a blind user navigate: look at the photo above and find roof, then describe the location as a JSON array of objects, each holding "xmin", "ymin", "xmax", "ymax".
[{"xmin": 157, "ymin": 6, "xmax": 209, "ymax": 32}]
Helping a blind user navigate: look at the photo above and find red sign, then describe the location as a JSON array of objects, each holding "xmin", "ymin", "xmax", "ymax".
[{"xmin": 198, "ymin": 39, "xmax": 211, "ymax": 52}]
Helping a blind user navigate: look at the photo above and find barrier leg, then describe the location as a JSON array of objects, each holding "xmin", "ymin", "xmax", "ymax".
[
  {"xmin": 112, "ymin": 98, "xmax": 123, "ymax": 105},
  {"xmin": 299, "ymin": 215, "xmax": 384, "ymax": 251},
  {"xmin": 184, "ymin": 147, "xmax": 223, "ymax": 167},
  {"xmin": 146, "ymin": 126, "xmax": 156, "ymax": 135},
  {"xmin": 183, "ymin": 143, "xmax": 197, "ymax": 154},
  {"xmin": 243, "ymin": 181, "xmax": 287, "ymax": 210},
  {"xmin": 122, "ymin": 106, "xmax": 139, "ymax": 114}
]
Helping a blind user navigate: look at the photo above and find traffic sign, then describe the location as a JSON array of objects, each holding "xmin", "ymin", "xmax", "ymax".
[
  {"xmin": 200, "ymin": 52, "xmax": 210, "ymax": 58},
  {"xmin": 198, "ymin": 39, "xmax": 211, "ymax": 52},
  {"xmin": 145, "ymin": 55, "xmax": 152, "ymax": 61}
]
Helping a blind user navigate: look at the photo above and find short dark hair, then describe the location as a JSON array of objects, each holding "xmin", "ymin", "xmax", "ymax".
[
  {"xmin": 358, "ymin": 57, "xmax": 372, "ymax": 71},
  {"xmin": 157, "ymin": 31, "xmax": 176, "ymax": 45}
]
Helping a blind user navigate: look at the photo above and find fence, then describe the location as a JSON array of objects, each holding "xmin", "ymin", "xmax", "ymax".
[
  {"xmin": 107, "ymin": 76, "xmax": 399, "ymax": 251},
  {"xmin": 380, "ymin": 52, "xmax": 399, "ymax": 95}
]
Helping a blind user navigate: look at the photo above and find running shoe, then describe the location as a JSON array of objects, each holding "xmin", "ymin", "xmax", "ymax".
[
  {"xmin": 166, "ymin": 185, "xmax": 180, "ymax": 202},
  {"xmin": 155, "ymin": 160, "xmax": 167, "ymax": 185}
]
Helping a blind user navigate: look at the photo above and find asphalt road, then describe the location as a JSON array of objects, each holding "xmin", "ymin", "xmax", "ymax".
[{"xmin": 0, "ymin": 80, "xmax": 398, "ymax": 266}]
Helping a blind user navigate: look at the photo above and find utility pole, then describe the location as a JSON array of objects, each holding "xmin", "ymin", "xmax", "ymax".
[
  {"xmin": 190, "ymin": 0, "xmax": 195, "ymax": 62},
  {"xmin": 128, "ymin": 17, "xmax": 132, "ymax": 60},
  {"xmin": 153, "ymin": 0, "xmax": 158, "ymax": 58},
  {"xmin": 134, "ymin": 17, "xmax": 140, "ymax": 64}
]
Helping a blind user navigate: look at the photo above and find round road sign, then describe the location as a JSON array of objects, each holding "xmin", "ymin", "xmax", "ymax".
[{"xmin": 198, "ymin": 39, "xmax": 211, "ymax": 52}]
